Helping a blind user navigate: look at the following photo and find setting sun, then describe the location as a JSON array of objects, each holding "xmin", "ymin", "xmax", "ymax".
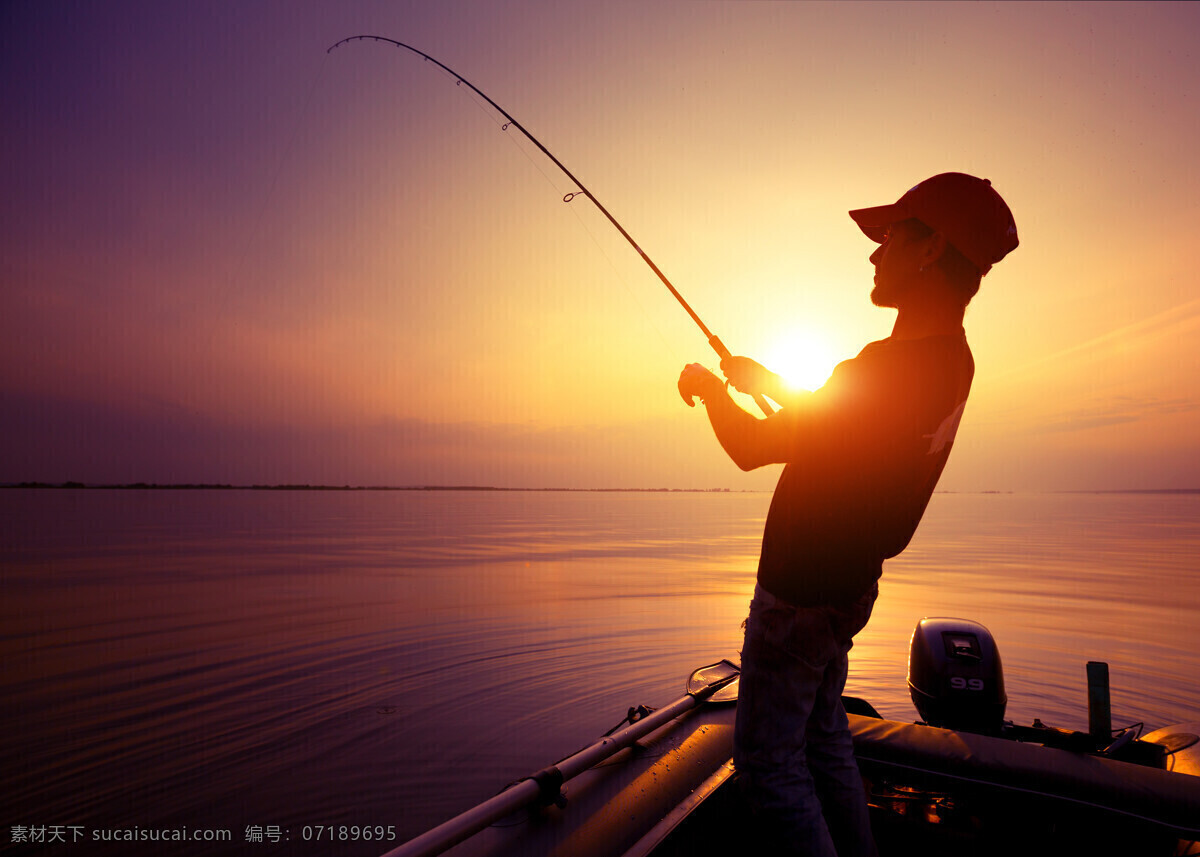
[{"xmin": 764, "ymin": 332, "xmax": 838, "ymax": 393}]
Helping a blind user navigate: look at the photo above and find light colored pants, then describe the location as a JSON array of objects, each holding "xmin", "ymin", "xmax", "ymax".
[{"xmin": 733, "ymin": 582, "xmax": 879, "ymax": 857}]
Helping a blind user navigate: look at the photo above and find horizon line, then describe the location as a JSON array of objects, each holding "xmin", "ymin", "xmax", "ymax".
[{"xmin": 4, "ymin": 482, "xmax": 1199, "ymax": 495}]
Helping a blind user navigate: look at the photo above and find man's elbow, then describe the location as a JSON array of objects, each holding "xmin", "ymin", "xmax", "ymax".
[
  {"xmin": 711, "ymin": 410, "xmax": 783, "ymax": 472},
  {"xmin": 730, "ymin": 448, "xmax": 768, "ymax": 472}
]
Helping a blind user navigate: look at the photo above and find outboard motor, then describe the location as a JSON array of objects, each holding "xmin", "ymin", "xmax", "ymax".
[{"xmin": 908, "ymin": 618, "xmax": 1007, "ymax": 734}]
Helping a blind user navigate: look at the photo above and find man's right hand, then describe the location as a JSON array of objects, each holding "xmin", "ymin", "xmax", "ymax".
[{"xmin": 719, "ymin": 356, "xmax": 772, "ymax": 396}]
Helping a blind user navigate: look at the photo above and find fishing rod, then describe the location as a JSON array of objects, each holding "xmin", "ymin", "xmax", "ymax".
[{"xmin": 327, "ymin": 35, "xmax": 775, "ymax": 417}]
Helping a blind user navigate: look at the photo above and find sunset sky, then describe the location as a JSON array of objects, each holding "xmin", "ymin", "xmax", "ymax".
[{"xmin": 3, "ymin": 1, "xmax": 1198, "ymax": 491}]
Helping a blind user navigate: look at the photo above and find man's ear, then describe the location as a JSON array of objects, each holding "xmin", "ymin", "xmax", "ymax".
[{"xmin": 923, "ymin": 231, "xmax": 949, "ymax": 267}]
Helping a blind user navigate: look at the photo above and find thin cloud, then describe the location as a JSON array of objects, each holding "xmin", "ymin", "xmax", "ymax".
[
  {"xmin": 1039, "ymin": 395, "xmax": 1198, "ymax": 434},
  {"xmin": 993, "ymin": 297, "xmax": 1200, "ymax": 383}
]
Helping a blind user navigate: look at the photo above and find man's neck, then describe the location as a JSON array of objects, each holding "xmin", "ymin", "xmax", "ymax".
[{"xmin": 890, "ymin": 302, "xmax": 966, "ymax": 341}]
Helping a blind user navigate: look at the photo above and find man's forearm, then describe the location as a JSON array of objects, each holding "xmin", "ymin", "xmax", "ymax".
[{"xmin": 703, "ymin": 386, "xmax": 770, "ymax": 471}]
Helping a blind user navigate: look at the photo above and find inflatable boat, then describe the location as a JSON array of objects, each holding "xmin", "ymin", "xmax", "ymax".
[{"xmin": 382, "ymin": 619, "xmax": 1200, "ymax": 857}]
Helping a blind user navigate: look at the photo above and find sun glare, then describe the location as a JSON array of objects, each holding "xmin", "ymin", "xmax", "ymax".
[{"xmin": 764, "ymin": 333, "xmax": 837, "ymax": 393}]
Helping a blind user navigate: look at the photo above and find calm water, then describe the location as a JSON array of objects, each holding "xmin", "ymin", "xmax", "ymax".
[{"xmin": 2, "ymin": 489, "xmax": 1198, "ymax": 855}]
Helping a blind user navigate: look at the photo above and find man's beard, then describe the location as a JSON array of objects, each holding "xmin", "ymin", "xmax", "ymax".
[{"xmin": 870, "ymin": 279, "xmax": 899, "ymax": 308}]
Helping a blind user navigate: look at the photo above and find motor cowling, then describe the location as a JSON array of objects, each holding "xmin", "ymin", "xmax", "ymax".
[{"xmin": 907, "ymin": 618, "xmax": 1007, "ymax": 733}]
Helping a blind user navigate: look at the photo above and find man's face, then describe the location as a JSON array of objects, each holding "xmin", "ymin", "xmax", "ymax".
[{"xmin": 868, "ymin": 221, "xmax": 926, "ymax": 308}]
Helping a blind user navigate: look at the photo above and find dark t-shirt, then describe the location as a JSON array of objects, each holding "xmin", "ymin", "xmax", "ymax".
[{"xmin": 757, "ymin": 332, "xmax": 974, "ymax": 607}]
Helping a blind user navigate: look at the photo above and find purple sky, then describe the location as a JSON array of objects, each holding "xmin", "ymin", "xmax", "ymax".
[{"xmin": 4, "ymin": 2, "xmax": 1199, "ymax": 489}]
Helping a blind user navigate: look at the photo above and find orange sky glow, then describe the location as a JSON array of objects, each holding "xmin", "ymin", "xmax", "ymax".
[{"xmin": 2, "ymin": 1, "xmax": 1197, "ymax": 490}]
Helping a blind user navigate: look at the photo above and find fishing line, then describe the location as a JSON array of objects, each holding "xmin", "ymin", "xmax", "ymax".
[
  {"xmin": 234, "ymin": 54, "xmax": 331, "ymax": 282},
  {"xmin": 423, "ymin": 58, "xmax": 682, "ymax": 364},
  {"xmin": 327, "ymin": 35, "xmax": 773, "ymax": 416},
  {"xmin": 264, "ymin": 58, "xmax": 329, "ymax": 230}
]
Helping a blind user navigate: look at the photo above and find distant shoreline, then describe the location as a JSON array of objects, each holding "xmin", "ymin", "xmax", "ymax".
[
  {"xmin": 2, "ymin": 482, "xmax": 1198, "ymax": 495},
  {"xmin": 2, "ymin": 482, "xmax": 750, "ymax": 493}
]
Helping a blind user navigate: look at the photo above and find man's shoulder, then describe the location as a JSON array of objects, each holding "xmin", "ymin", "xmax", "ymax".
[
  {"xmin": 820, "ymin": 334, "xmax": 971, "ymax": 408},
  {"xmin": 860, "ymin": 331, "xmax": 970, "ymax": 355},
  {"xmin": 850, "ymin": 332, "xmax": 972, "ymax": 373}
]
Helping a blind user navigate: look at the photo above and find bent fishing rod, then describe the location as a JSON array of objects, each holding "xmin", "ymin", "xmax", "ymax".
[{"xmin": 327, "ymin": 35, "xmax": 775, "ymax": 417}]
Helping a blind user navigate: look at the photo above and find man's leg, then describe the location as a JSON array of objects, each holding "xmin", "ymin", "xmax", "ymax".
[
  {"xmin": 734, "ymin": 585, "xmax": 842, "ymax": 857},
  {"xmin": 807, "ymin": 585, "xmax": 879, "ymax": 857},
  {"xmin": 806, "ymin": 648, "xmax": 877, "ymax": 857}
]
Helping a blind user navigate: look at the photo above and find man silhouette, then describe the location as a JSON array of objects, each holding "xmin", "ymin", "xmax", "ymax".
[{"xmin": 678, "ymin": 173, "xmax": 1018, "ymax": 856}]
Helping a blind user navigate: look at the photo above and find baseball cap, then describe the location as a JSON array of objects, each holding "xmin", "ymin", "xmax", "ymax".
[{"xmin": 849, "ymin": 173, "xmax": 1018, "ymax": 275}]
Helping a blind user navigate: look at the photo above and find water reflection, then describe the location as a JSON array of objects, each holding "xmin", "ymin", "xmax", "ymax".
[{"xmin": 1, "ymin": 489, "xmax": 1197, "ymax": 854}]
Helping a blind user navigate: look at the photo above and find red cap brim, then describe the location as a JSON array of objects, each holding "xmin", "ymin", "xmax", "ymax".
[{"xmin": 848, "ymin": 204, "xmax": 905, "ymax": 244}]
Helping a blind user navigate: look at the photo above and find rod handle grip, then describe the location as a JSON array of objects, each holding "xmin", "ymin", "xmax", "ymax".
[{"xmin": 707, "ymin": 336, "xmax": 776, "ymax": 417}]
